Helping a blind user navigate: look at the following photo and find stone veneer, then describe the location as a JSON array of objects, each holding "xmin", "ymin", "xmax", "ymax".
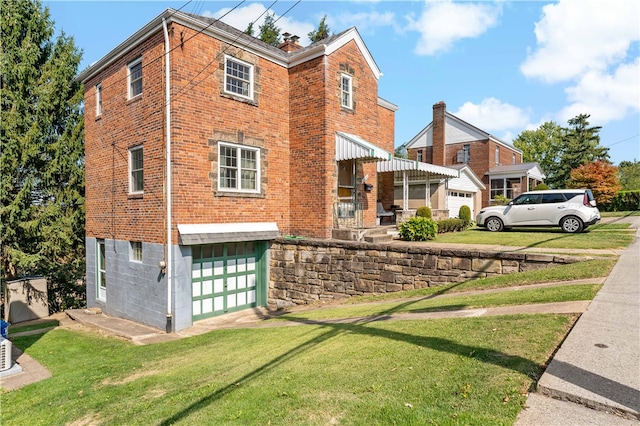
[{"xmin": 269, "ymin": 238, "xmax": 588, "ymax": 309}]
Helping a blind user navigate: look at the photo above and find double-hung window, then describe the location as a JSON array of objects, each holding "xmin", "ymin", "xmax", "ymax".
[
  {"xmin": 417, "ymin": 149, "xmax": 423, "ymax": 162},
  {"xmin": 341, "ymin": 74, "xmax": 353, "ymax": 109},
  {"xmin": 130, "ymin": 241, "xmax": 142, "ymax": 262},
  {"xmin": 96, "ymin": 83, "xmax": 102, "ymax": 116},
  {"xmin": 129, "ymin": 145, "xmax": 144, "ymax": 194},
  {"xmin": 224, "ymin": 56, "xmax": 253, "ymax": 99},
  {"xmin": 495, "ymin": 146, "xmax": 500, "ymax": 165},
  {"xmin": 218, "ymin": 142, "xmax": 260, "ymax": 193},
  {"xmin": 128, "ymin": 57, "xmax": 142, "ymax": 98}
]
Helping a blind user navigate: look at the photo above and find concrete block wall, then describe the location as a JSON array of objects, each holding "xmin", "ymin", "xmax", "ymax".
[{"xmin": 269, "ymin": 238, "xmax": 587, "ymax": 308}]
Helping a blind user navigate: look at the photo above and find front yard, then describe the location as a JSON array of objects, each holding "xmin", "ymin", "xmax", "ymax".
[{"xmin": 1, "ymin": 258, "xmax": 619, "ymax": 425}]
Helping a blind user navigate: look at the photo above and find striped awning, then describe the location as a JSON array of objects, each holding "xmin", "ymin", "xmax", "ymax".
[
  {"xmin": 377, "ymin": 157, "xmax": 459, "ymax": 178},
  {"xmin": 335, "ymin": 132, "xmax": 391, "ymax": 162}
]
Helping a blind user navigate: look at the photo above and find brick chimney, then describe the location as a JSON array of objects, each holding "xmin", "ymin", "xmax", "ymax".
[
  {"xmin": 432, "ymin": 101, "xmax": 446, "ymax": 166},
  {"xmin": 278, "ymin": 33, "xmax": 303, "ymax": 52}
]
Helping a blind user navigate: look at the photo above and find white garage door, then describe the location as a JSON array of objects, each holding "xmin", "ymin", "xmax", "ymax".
[{"xmin": 447, "ymin": 190, "xmax": 475, "ymax": 218}]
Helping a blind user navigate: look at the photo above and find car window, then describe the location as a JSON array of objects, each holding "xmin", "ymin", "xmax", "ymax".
[
  {"xmin": 542, "ymin": 193, "xmax": 566, "ymax": 203},
  {"xmin": 513, "ymin": 194, "xmax": 541, "ymax": 205},
  {"xmin": 564, "ymin": 192, "xmax": 583, "ymax": 202}
]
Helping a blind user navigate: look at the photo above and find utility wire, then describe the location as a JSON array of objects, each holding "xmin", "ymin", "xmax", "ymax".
[{"xmin": 605, "ymin": 133, "xmax": 639, "ymax": 148}]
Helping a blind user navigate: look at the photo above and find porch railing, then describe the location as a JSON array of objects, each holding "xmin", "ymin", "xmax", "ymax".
[{"xmin": 333, "ymin": 201, "xmax": 363, "ymax": 229}]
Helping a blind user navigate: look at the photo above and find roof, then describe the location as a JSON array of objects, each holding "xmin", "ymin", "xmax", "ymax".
[
  {"xmin": 486, "ymin": 162, "xmax": 546, "ymax": 180},
  {"xmin": 446, "ymin": 164, "xmax": 486, "ymax": 190},
  {"xmin": 405, "ymin": 111, "xmax": 521, "ymax": 153},
  {"xmin": 78, "ymin": 9, "xmax": 382, "ymax": 83}
]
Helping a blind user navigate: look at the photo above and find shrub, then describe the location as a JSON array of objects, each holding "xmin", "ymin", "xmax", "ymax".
[
  {"xmin": 493, "ymin": 194, "xmax": 510, "ymax": 205},
  {"xmin": 533, "ymin": 183, "xmax": 550, "ymax": 190},
  {"xmin": 458, "ymin": 205, "xmax": 471, "ymax": 223},
  {"xmin": 601, "ymin": 190, "xmax": 640, "ymax": 212},
  {"xmin": 416, "ymin": 206, "xmax": 432, "ymax": 218},
  {"xmin": 436, "ymin": 218, "xmax": 469, "ymax": 233},
  {"xmin": 398, "ymin": 217, "xmax": 438, "ymax": 241}
]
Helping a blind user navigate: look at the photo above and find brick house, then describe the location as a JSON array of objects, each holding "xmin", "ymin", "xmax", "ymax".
[
  {"xmin": 405, "ymin": 101, "xmax": 545, "ymax": 211},
  {"xmin": 77, "ymin": 9, "xmax": 413, "ymax": 332}
]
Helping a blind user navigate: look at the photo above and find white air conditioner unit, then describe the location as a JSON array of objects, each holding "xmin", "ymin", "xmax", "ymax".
[{"xmin": 0, "ymin": 337, "xmax": 12, "ymax": 371}]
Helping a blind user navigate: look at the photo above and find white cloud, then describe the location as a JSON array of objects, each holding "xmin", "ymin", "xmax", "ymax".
[
  {"xmin": 406, "ymin": 0, "xmax": 502, "ymax": 56},
  {"xmin": 453, "ymin": 98, "xmax": 531, "ymax": 133},
  {"xmin": 520, "ymin": 0, "xmax": 640, "ymax": 83},
  {"xmin": 204, "ymin": 3, "xmax": 315, "ymax": 45},
  {"xmin": 558, "ymin": 58, "xmax": 640, "ymax": 123},
  {"xmin": 330, "ymin": 11, "xmax": 397, "ymax": 35}
]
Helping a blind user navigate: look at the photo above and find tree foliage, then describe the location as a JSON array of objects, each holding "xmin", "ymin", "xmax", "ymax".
[
  {"xmin": 244, "ymin": 22, "xmax": 255, "ymax": 37},
  {"xmin": 567, "ymin": 161, "xmax": 620, "ymax": 205},
  {"xmin": 308, "ymin": 15, "xmax": 332, "ymax": 42},
  {"xmin": 513, "ymin": 121, "xmax": 562, "ymax": 184},
  {"xmin": 618, "ymin": 160, "xmax": 640, "ymax": 190},
  {"xmin": 0, "ymin": 0, "xmax": 85, "ymax": 312},
  {"xmin": 513, "ymin": 114, "xmax": 609, "ymax": 188},
  {"xmin": 258, "ymin": 13, "xmax": 281, "ymax": 46}
]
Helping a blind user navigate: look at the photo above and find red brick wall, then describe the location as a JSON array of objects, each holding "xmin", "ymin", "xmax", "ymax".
[
  {"xmin": 84, "ymin": 32, "xmax": 167, "ymax": 244},
  {"xmin": 84, "ymin": 25, "xmax": 394, "ymax": 243}
]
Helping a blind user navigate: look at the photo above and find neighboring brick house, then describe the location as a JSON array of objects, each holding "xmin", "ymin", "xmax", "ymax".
[
  {"xmin": 406, "ymin": 101, "xmax": 545, "ymax": 210},
  {"xmin": 78, "ymin": 9, "xmax": 400, "ymax": 332}
]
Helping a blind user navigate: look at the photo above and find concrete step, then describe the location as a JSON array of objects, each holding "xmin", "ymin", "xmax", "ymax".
[{"xmin": 364, "ymin": 233, "xmax": 393, "ymax": 243}]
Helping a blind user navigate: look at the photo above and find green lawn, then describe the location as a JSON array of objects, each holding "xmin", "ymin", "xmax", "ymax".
[
  {"xmin": 3, "ymin": 314, "xmax": 575, "ymax": 426},
  {"xmin": 433, "ymin": 223, "xmax": 634, "ymax": 249}
]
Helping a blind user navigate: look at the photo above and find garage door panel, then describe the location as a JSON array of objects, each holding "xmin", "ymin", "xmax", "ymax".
[{"xmin": 192, "ymin": 242, "xmax": 265, "ymax": 321}]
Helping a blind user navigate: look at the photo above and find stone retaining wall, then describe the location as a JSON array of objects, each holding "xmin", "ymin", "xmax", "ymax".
[{"xmin": 268, "ymin": 238, "xmax": 588, "ymax": 309}]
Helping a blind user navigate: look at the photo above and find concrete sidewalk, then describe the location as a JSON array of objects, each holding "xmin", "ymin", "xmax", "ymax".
[{"xmin": 515, "ymin": 222, "xmax": 640, "ymax": 425}]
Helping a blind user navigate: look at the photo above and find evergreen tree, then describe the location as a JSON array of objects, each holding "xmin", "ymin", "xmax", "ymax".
[
  {"xmin": 308, "ymin": 15, "xmax": 332, "ymax": 42},
  {"xmin": 258, "ymin": 13, "xmax": 281, "ymax": 46},
  {"xmin": 552, "ymin": 114, "xmax": 609, "ymax": 188},
  {"xmin": 245, "ymin": 22, "xmax": 255, "ymax": 37},
  {"xmin": 1, "ymin": 0, "xmax": 85, "ymax": 312}
]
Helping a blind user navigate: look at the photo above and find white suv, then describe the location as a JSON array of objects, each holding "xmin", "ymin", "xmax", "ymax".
[{"xmin": 476, "ymin": 189, "xmax": 600, "ymax": 233}]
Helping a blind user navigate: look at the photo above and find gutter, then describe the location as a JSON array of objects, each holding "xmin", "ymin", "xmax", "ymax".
[{"xmin": 162, "ymin": 18, "xmax": 173, "ymax": 333}]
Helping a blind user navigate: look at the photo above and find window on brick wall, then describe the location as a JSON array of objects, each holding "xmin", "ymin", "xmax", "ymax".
[
  {"xmin": 96, "ymin": 83, "xmax": 102, "ymax": 116},
  {"xmin": 224, "ymin": 56, "xmax": 253, "ymax": 99},
  {"xmin": 129, "ymin": 145, "xmax": 144, "ymax": 194},
  {"xmin": 128, "ymin": 57, "xmax": 142, "ymax": 98},
  {"xmin": 341, "ymin": 74, "xmax": 353, "ymax": 109},
  {"xmin": 512, "ymin": 153, "xmax": 516, "ymax": 164},
  {"xmin": 130, "ymin": 241, "xmax": 142, "ymax": 262},
  {"xmin": 417, "ymin": 149, "xmax": 423, "ymax": 162},
  {"xmin": 495, "ymin": 146, "xmax": 500, "ymax": 165},
  {"xmin": 218, "ymin": 142, "xmax": 260, "ymax": 193}
]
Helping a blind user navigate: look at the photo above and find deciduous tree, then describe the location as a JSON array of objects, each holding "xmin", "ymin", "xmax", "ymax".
[
  {"xmin": 618, "ymin": 160, "xmax": 640, "ymax": 190},
  {"xmin": 513, "ymin": 121, "xmax": 562, "ymax": 184},
  {"xmin": 1, "ymin": 0, "xmax": 85, "ymax": 313},
  {"xmin": 567, "ymin": 161, "xmax": 620, "ymax": 205}
]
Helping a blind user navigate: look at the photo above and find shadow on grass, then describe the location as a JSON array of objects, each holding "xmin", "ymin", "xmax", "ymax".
[{"xmin": 159, "ymin": 287, "xmax": 543, "ymax": 425}]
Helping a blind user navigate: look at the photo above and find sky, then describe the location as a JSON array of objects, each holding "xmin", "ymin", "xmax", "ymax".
[{"xmin": 45, "ymin": 0, "xmax": 640, "ymax": 165}]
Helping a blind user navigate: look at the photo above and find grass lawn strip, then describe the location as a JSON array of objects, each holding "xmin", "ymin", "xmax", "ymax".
[
  {"xmin": 274, "ymin": 283, "xmax": 601, "ymax": 321},
  {"xmin": 2, "ymin": 314, "xmax": 576, "ymax": 425}
]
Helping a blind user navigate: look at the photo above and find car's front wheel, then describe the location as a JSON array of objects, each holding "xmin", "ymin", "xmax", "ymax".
[
  {"xmin": 560, "ymin": 216, "xmax": 584, "ymax": 233},
  {"xmin": 485, "ymin": 217, "xmax": 504, "ymax": 232}
]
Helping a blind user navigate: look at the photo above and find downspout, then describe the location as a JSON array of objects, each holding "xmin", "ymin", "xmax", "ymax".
[{"xmin": 162, "ymin": 18, "xmax": 173, "ymax": 333}]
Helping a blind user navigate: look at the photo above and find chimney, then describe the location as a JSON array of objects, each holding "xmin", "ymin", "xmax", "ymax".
[
  {"xmin": 278, "ymin": 33, "xmax": 303, "ymax": 52},
  {"xmin": 432, "ymin": 101, "xmax": 446, "ymax": 166}
]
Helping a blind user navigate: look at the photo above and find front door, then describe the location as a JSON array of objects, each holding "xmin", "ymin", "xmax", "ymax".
[{"xmin": 191, "ymin": 241, "xmax": 266, "ymax": 321}]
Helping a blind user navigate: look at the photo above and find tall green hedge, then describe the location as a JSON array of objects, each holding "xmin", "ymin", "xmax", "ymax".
[{"xmin": 600, "ymin": 190, "xmax": 640, "ymax": 212}]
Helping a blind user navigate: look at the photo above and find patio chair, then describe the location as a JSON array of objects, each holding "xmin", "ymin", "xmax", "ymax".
[{"xmin": 377, "ymin": 202, "xmax": 395, "ymax": 224}]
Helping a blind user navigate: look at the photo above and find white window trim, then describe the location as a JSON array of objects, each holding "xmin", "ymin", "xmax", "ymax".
[
  {"xmin": 130, "ymin": 241, "xmax": 143, "ymax": 263},
  {"xmin": 417, "ymin": 149, "xmax": 423, "ymax": 162},
  {"xmin": 128, "ymin": 57, "xmax": 142, "ymax": 99},
  {"xmin": 341, "ymin": 74, "xmax": 353, "ymax": 109},
  {"xmin": 96, "ymin": 83, "xmax": 102, "ymax": 116},
  {"xmin": 129, "ymin": 145, "xmax": 144, "ymax": 194},
  {"xmin": 224, "ymin": 55, "xmax": 254, "ymax": 100},
  {"xmin": 218, "ymin": 141, "xmax": 261, "ymax": 193}
]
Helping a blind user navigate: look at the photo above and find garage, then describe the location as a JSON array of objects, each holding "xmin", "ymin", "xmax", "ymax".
[
  {"xmin": 447, "ymin": 190, "xmax": 475, "ymax": 218},
  {"xmin": 191, "ymin": 241, "xmax": 267, "ymax": 321}
]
